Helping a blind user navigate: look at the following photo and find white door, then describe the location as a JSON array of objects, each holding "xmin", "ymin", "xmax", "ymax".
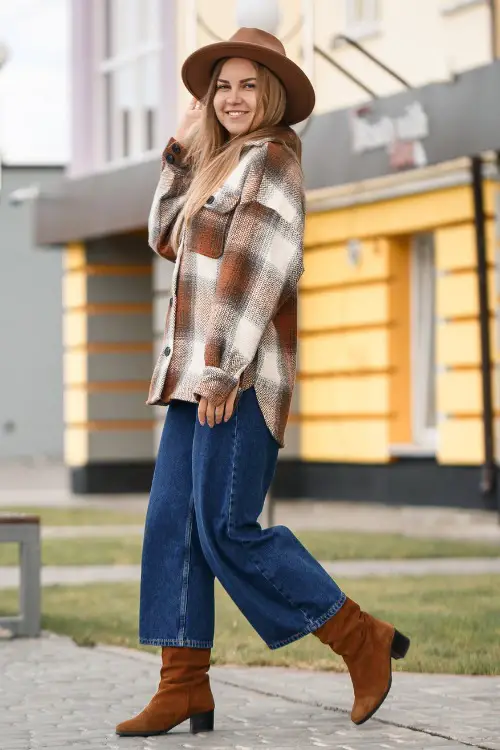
[{"xmin": 411, "ymin": 233, "xmax": 437, "ymax": 452}]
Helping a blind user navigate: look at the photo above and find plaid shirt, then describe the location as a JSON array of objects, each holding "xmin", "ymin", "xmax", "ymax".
[{"xmin": 146, "ymin": 134, "xmax": 305, "ymax": 448}]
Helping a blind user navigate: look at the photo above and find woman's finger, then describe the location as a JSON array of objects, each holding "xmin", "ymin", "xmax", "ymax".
[
  {"xmin": 198, "ymin": 397, "xmax": 207, "ymax": 426},
  {"xmin": 206, "ymin": 401, "xmax": 216, "ymax": 428},
  {"xmin": 215, "ymin": 402, "xmax": 225, "ymax": 425}
]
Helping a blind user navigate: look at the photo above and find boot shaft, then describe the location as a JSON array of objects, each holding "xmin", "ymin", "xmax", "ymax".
[{"xmin": 160, "ymin": 646, "xmax": 212, "ymax": 685}]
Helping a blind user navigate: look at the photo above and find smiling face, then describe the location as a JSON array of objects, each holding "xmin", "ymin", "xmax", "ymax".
[{"xmin": 213, "ymin": 58, "xmax": 262, "ymax": 137}]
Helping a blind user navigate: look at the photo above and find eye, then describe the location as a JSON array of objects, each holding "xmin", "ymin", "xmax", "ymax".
[
  {"xmin": 216, "ymin": 84, "xmax": 229, "ymax": 90},
  {"xmin": 244, "ymin": 83, "xmax": 256, "ymax": 89}
]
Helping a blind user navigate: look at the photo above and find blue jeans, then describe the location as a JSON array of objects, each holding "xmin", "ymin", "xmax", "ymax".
[{"xmin": 139, "ymin": 387, "xmax": 346, "ymax": 650}]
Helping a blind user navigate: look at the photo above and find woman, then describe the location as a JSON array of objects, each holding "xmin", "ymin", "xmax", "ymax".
[{"xmin": 116, "ymin": 27, "xmax": 409, "ymax": 739}]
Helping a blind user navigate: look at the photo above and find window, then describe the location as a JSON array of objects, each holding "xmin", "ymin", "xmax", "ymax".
[
  {"xmin": 97, "ymin": 0, "xmax": 161, "ymax": 165},
  {"xmin": 411, "ymin": 233, "xmax": 437, "ymax": 451},
  {"xmin": 345, "ymin": 0, "xmax": 381, "ymax": 39}
]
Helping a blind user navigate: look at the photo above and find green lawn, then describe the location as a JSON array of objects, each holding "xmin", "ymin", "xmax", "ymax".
[
  {"xmin": 0, "ymin": 506, "xmax": 146, "ymax": 526},
  {"xmin": 1, "ymin": 575, "xmax": 499, "ymax": 674},
  {"xmin": 0, "ymin": 530, "xmax": 498, "ymax": 567}
]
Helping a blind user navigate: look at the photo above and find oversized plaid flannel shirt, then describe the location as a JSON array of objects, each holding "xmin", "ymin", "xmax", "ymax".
[{"xmin": 146, "ymin": 133, "xmax": 305, "ymax": 447}]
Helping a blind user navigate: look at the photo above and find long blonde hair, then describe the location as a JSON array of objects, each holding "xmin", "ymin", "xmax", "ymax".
[{"xmin": 171, "ymin": 60, "xmax": 302, "ymax": 251}]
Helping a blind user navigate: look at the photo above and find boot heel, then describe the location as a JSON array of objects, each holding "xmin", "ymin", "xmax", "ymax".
[
  {"xmin": 190, "ymin": 710, "xmax": 214, "ymax": 734},
  {"xmin": 391, "ymin": 629, "xmax": 410, "ymax": 660}
]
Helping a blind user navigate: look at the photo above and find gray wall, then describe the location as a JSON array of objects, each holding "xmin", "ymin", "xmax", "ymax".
[{"xmin": 0, "ymin": 166, "xmax": 65, "ymax": 460}]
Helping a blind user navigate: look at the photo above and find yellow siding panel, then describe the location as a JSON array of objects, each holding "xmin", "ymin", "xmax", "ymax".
[
  {"xmin": 438, "ymin": 419, "xmax": 484, "ymax": 464},
  {"xmin": 303, "ymin": 239, "xmax": 389, "ymax": 289},
  {"xmin": 301, "ymin": 419, "xmax": 390, "ymax": 462},
  {"xmin": 63, "ymin": 271, "xmax": 87, "ymax": 309},
  {"xmin": 484, "ymin": 181, "xmax": 498, "ymax": 216},
  {"xmin": 63, "ymin": 352, "xmax": 88, "ymax": 385},
  {"xmin": 301, "ymin": 376, "xmax": 389, "ymax": 415},
  {"xmin": 437, "ymin": 270, "xmax": 495, "ymax": 318},
  {"xmin": 435, "ymin": 222, "xmax": 496, "ymax": 271},
  {"xmin": 64, "ymin": 427, "xmax": 88, "ymax": 466},
  {"xmin": 437, "ymin": 370, "xmax": 483, "ymax": 414},
  {"xmin": 64, "ymin": 390, "xmax": 88, "ymax": 423},
  {"xmin": 305, "ymin": 186, "xmax": 475, "ymax": 248},
  {"xmin": 436, "ymin": 320, "xmax": 495, "ymax": 366},
  {"xmin": 301, "ymin": 284, "xmax": 388, "ymax": 331},
  {"xmin": 64, "ymin": 243, "xmax": 86, "ymax": 271},
  {"xmin": 63, "ymin": 311, "xmax": 88, "ymax": 348},
  {"xmin": 300, "ymin": 328, "xmax": 389, "ymax": 373}
]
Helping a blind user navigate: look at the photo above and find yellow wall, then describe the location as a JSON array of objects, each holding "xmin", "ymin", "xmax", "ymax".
[{"xmin": 301, "ymin": 180, "xmax": 498, "ymax": 466}]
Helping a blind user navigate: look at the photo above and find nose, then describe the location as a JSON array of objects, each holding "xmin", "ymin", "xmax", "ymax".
[{"xmin": 226, "ymin": 87, "xmax": 243, "ymax": 105}]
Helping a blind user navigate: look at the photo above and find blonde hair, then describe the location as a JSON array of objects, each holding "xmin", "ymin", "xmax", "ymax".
[{"xmin": 171, "ymin": 60, "xmax": 302, "ymax": 251}]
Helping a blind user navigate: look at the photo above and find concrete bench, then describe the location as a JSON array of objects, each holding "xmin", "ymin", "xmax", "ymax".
[{"xmin": 0, "ymin": 514, "xmax": 41, "ymax": 637}]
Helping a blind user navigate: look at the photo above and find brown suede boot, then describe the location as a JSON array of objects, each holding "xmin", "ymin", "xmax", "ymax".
[
  {"xmin": 314, "ymin": 598, "xmax": 410, "ymax": 725},
  {"xmin": 115, "ymin": 647, "xmax": 215, "ymax": 737}
]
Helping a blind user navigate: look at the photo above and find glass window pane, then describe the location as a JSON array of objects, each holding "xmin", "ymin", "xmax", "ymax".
[
  {"xmin": 104, "ymin": 72, "xmax": 113, "ymax": 161},
  {"xmin": 138, "ymin": 0, "xmax": 160, "ymax": 44},
  {"xmin": 140, "ymin": 53, "xmax": 160, "ymax": 151},
  {"xmin": 104, "ymin": 0, "xmax": 113, "ymax": 59},
  {"xmin": 111, "ymin": 0, "xmax": 137, "ymax": 54},
  {"xmin": 116, "ymin": 64, "xmax": 137, "ymax": 157}
]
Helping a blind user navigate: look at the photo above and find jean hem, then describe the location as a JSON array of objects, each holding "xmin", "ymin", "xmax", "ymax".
[
  {"xmin": 139, "ymin": 638, "xmax": 214, "ymax": 648},
  {"xmin": 267, "ymin": 593, "xmax": 348, "ymax": 651}
]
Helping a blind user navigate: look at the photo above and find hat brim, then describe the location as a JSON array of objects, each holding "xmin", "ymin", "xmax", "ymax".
[{"xmin": 181, "ymin": 41, "xmax": 315, "ymax": 126}]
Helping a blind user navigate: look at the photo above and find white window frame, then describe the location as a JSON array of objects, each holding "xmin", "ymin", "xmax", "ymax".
[
  {"xmin": 93, "ymin": 0, "xmax": 163, "ymax": 170},
  {"xmin": 345, "ymin": 0, "xmax": 382, "ymax": 41},
  {"xmin": 411, "ymin": 233, "xmax": 438, "ymax": 452},
  {"xmin": 441, "ymin": 0, "xmax": 487, "ymax": 16}
]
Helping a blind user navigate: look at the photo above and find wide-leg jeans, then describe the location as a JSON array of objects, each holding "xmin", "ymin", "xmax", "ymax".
[{"xmin": 139, "ymin": 387, "xmax": 346, "ymax": 650}]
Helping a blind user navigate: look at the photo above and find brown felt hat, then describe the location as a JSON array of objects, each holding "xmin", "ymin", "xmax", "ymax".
[{"xmin": 181, "ymin": 27, "xmax": 315, "ymax": 126}]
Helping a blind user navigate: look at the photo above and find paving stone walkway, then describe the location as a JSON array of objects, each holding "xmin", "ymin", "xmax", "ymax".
[
  {"xmin": 0, "ymin": 633, "xmax": 498, "ymax": 750},
  {"xmin": 2, "ymin": 557, "xmax": 500, "ymax": 590}
]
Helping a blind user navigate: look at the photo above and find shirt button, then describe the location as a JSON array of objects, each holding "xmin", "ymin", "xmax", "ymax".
[
  {"xmin": 166, "ymin": 154, "xmax": 175, "ymax": 164},
  {"xmin": 172, "ymin": 143, "xmax": 181, "ymax": 154},
  {"xmin": 164, "ymin": 346, "xmax": 171, "ymax": 357},
  {"xmin": 206, "ymin": 195, "xmax": 215, "ymax": 204}
]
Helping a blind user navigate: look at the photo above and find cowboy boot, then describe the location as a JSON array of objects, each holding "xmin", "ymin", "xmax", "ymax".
[
  {"xmin": 314, "ymin": 598, "xmax": 410, "ymax": 725},
  {"xmin": 115, "ymin": 646, "xmax": 215, "ymax": 737}
]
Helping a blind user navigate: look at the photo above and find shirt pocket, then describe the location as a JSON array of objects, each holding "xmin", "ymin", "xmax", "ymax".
[{"xmin": 189, "ymin": 189, "xmax": 240, "ymax": 259}]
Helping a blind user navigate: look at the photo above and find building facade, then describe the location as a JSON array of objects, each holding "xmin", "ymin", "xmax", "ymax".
[{"xmin": 34, "ymin": 0, "xmax": 500, "ymax": 508}]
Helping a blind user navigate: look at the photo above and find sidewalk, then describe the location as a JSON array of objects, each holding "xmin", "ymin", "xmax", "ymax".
[
  {"xmin": 1, "ymin": 632, "xmax": 498, "ymax": 749},
  {"xmin": 2, "ymin": 556, "xmax": 500, "ymax": 590}
]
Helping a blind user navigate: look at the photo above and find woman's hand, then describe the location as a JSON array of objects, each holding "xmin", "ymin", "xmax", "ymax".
[
  {"xmin": 174, "ymin": 97, "xmax": 204, "ymax": 145},
  {"xmin": 198, "ymin": 383, "xmax": 240, "ymax": 428}
]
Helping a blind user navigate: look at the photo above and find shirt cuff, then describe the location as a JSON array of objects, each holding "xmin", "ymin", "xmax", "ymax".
[
  {"xmin": 161, "ymin": 138, "xmax": 189, "ymax": 170},
  {"xmin": 194, "ymin": 367, "xmax": 239, "ymax": 406}
]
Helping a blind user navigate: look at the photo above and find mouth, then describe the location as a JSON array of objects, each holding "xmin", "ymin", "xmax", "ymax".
[{"xmin": 225, "ymin": 111, "xmax": 250, "ymax": 119}]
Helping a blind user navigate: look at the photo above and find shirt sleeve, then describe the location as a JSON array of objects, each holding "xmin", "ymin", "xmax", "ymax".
[
  {"xmin": 148, "ymin": 138, "xmax": 192, "ymax": 262},
  {"xmin": 194, "ymin": 145, "xmax": 305, "ymax": 406}
]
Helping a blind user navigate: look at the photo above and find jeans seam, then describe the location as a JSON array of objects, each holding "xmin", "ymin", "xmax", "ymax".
[
  {"xmin": 267, "ymin": 594, "xmax": 347, "ymax": 650},
  {"xmin": 178, "ymin": 493, "xmax": 195, "ymax": 642},
  {"xmin": 227, "ymin": 400, "xmax": 240, "ymax": 538},
  {"xmin": 139, "ymin": 637, "xmax": 214, "ymax": 648}
]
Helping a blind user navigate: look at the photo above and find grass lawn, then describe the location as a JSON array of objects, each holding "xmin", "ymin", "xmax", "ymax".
[
  {"xmin": 1, "ymin": 575, "xmax": 499, "ymax": 674},
  {"xmin": 0, "ymin": 531, "xmax": 498, "ymax": 567},
  {"xmin": 0, "ymin": 506, "xmax": 146, "ymax": 526}
]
